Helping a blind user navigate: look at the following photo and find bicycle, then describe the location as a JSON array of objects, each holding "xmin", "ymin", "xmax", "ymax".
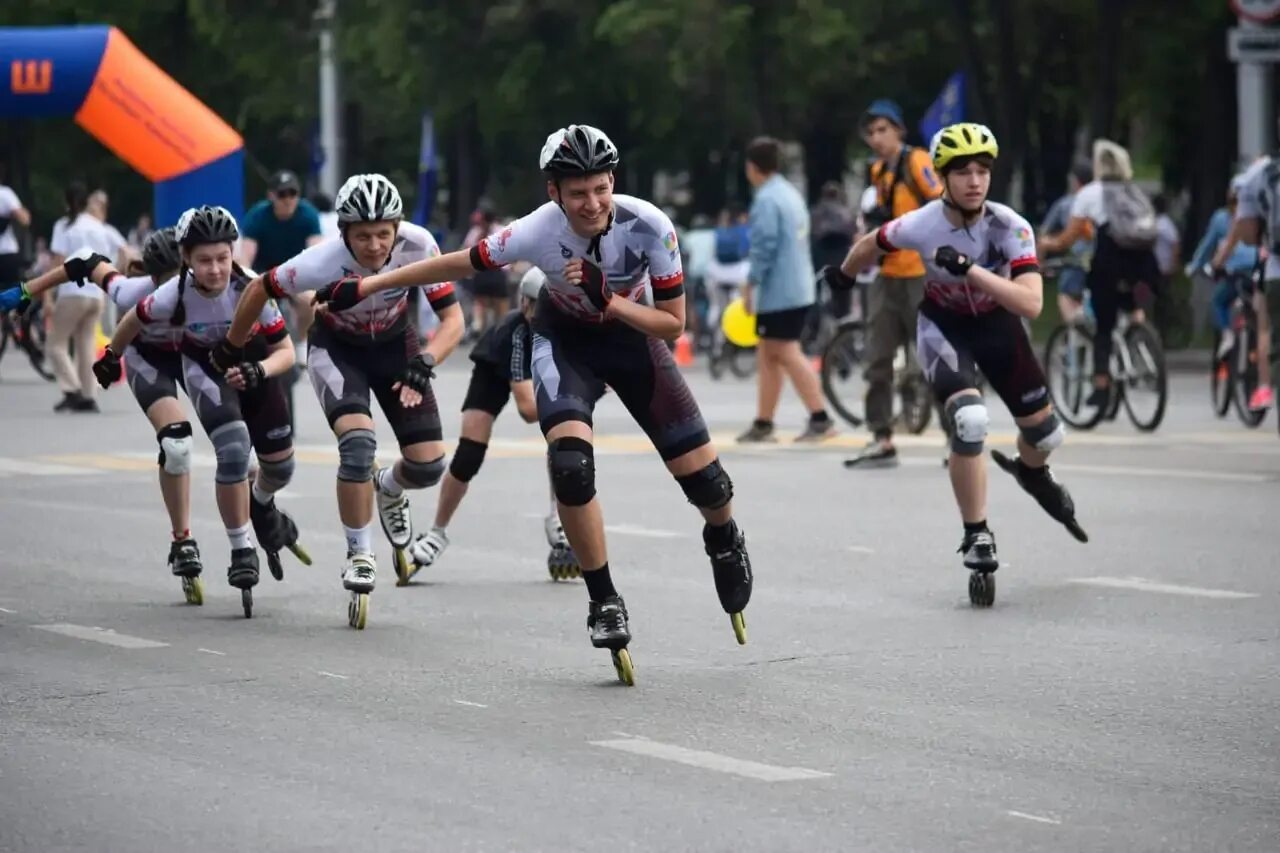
[
  {"xmin": 1042, "ymin": 286, "xmax": 1167, "ymax": 432},
  {"xmin": 1210, "ymin": 271, "xmax": 1266, "ymax": 428},
  {"xmin": 706, "ymin": 288, "xmax": 756, "ymax": 381},
  {"xmin": 0, "ymin": 301, "xmax": 55, "ymax": 382}
]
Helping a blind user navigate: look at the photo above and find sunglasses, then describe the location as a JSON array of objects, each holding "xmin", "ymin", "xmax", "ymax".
[{"xmin": 274, "ymin": 189, "xmax": 299, "ymax": 199}]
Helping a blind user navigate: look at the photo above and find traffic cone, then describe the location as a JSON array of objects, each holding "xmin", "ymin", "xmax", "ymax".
[{"xmin": 674, "ymin": 332, "xmax": 694, "ymax": 367}]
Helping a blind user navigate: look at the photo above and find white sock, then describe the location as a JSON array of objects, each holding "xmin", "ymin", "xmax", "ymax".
[
  {"xmin": 227, "ymin": 523, "xmax": 253, "ymax": 550},
  {"xmin": 251, "ymin": 480, "xmax": 273, "ymax": 505},
  {"xmin": 343, "ymin": 523, "xmax": 374, "ymax": 554},
  {"xmin": 377, "ymin": 466, "xmax": 404, "ymax": 497}
]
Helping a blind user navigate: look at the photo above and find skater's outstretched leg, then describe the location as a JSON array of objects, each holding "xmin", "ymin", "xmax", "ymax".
[
  {"xmin": 995, "ymin": 407, "xmax": 1088, "ymax": 542},
  {"xmin": 668, "ymin": 443, "xmax": 753, "ymax": 615}
]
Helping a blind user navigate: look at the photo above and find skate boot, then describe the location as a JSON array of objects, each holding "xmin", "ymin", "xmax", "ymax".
[
  {"xmin": 588, "ymin": 594, "xmax": 634, "ymax": 685},
  {"xmin": 544, "ymin": 513, "xmax": 580, "ymax": 580},
  {"xmin": 374, "ymin": 466, "xmax": 414, "ymax": 584},
  {"xmin": 705, "ymin": 522, "xmax": 752, "ymax": 645},
  {"xmin": 406, "ymin": 527, "xmax": 448, "ymax": 584},
  {"xmin": 249, "ymin": 495, "xmax": 312, "ymax": 580},
  {"xmin": 168, "ymin": 538, "xmax": 204, "ymax": 605},
  {"xmin": 342, "ymin": 551, "xmax": 376, "ymax": 630},
  {"xmin": 959, "ymin": 528, "xmax": 999, "ymax": 573},
  {"xmin": 227, "ymin": 547, "xmax": 260, "ymax": 618},
  {"xmin": 990, "ymin": 450, "xmax": 1088, "ymax": 543}
]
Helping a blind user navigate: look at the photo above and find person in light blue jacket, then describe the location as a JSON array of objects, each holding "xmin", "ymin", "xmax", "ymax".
[
  {"xmin": 737, "ymin": 136, "xmax": 835, "ymax": 443},
  {"xmin": 1186, "ymin": 176, "xmax": 1260, "ymax": 344}
]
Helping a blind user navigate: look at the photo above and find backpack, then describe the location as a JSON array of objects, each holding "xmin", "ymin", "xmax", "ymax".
[
  {"xmin": 865, "ymin": 146, "xmax": 928, "ymax": 228},
  {"xmin": 714, "ymin": 224, "xmax": 748, "ymax": 264},
  {"xmin": 1102, "ymin": 181, "xmax": 1158, "ymax": 250}
]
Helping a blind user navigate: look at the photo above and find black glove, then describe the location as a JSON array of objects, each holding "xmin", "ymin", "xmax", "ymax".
[
  {"xmin": 236, "ymin": 361, "xmax": 266, "ymax": 391},
  {"xmin": 209, "ymin": 338, "xmax": 243, "ymax": 373},
  {"xmin": 63, "ymin": 249, "xmax": 111, "ymax": 286},
  {"xmin": 93, "ymin": 348, "xmax": 122, "ymax": 389},
  {"xmin": 398, "ymin": 353, "xmax": 436, "ymax": 394},
  {"xmin": 576, "ymin": 261, "xmax": 611, "ymax": 313},
  {"xmin": 934, "ymin": 246, "xmax": 974, "ymax": 276},
  {"xmin": 312, "ymin": 275, "xmax": 364, "ymax": 312},
  {"xmin": 820, "ymin": 265, "xmax": 857, "ymax": 292}
]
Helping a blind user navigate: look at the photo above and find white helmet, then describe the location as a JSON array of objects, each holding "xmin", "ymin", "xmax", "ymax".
[
  {"xmin": 519, "ymin": 266, "xmax": 547, "ymax": 302},
  {"xmin": 335, "ymin": 173, "xmax": 403, "ymax": 224}
]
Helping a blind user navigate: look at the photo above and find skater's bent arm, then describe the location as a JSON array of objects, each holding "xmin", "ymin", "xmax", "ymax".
[
  {"xmin": 225, "ymin": 277, "xmax": 272, "ymax": 348},
  {"xmin": 840, "ymin": 230, "xmax": 886, "ymax": 278},
  {"xmin": 968, "ymin": 268, "xmax": 1044, "ymax": 319},
  {"xmin": 359, "ymin": 251, "xmax": 477, "ymax": 299},
  {"xmin": 424, "ymin": 302, "xmax": 465, "ymax": 365},
  {"xmin": 511, "ymin": 380, "xmax": 538, "ymax": 423},
  {"xmin": 21, "ymin": 254, "xmax": 121, "ymax": 300},
  {"xmin": 607, "ymin": 294, "xmax": 685, "ymax": 341},
  {"xmin": 107, "ymin": 307, "xmax": 144, "ymax": 354}
]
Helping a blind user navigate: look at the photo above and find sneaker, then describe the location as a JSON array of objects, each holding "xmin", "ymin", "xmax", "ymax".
[
  {"xmin": 736, "ymin": 421, "xmax": 777, "ymax": 443},
  {"xmin": 71, "ymin": 396, "xmax": 100, "ymax": 413},
  {"xmin": 1216, "ymin": 328, "xmax": 1237, "ymax": 360},
  {"xmin": 843, "ymin": 443, "xmax": 898, "ymax": 469},
  {"xmin": 794, "ymin": 416, "xmax": 836, "ymax": 443},
  {"xmin": 1085, "ymin": 385, "xmax": 1110, "ymax": 408},
  {"xmin": 53, "ymin": 391, "xmax": 81, "ymax": 412},
  {"xmin": 1249, "ymin": 385, "xmax": 1274, "ymax": 413}
]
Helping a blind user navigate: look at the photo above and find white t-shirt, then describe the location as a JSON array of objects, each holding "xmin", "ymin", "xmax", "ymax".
[
  {"xmin": 138, "ymin": 268, "xmax": 287, "ymax": 351},
  {"xmin": 877, "ymin": 199, "xmax": 1039, "ymax": 316},
  {"xmin": 476, "ymin": 194, "xmax": 684, "ymax": 323},
  {"xmin": 1154, "ymin": 213, "xmax": 1179, "ymax": 273},
  {"xmin": 0, "ymin": 185, "xmax": 22, "ymax": 255},
  {"xmin": 267, "ymin": 220, "xmax": 456, "ymax": 340},
  {"xmin": 1236, "ymin": 155, "xmax": 1278, "ymax": 280},
  {"xmin": 51, "ymin": 213, "xmax": 125, "ymax": 301},
  {"xmin": 1069, "ymin": 180, "xmax": 1109, "ymax": 226}
]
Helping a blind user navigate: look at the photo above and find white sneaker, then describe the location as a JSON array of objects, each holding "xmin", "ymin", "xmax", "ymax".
[
  {"xmin": 373, "ymin": 466, "xmax": 413, "ymax": 549},
  {"xmin": 1216, "ymin": 328, "xmax": 1237, "ymax": 360},
  {"xmin": 342, "ymin": 552, "xmax": 377, "ymax": 593},
  {"xmin": 544, "ymin": 513, "xmax": 569, "ymax": 549},
  {"xmin": 409, "ymin": 527, "xmax": 449, "ymax": 568}
]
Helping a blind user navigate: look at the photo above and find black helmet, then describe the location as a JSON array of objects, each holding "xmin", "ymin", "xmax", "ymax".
[
  {"xmin": 142, "ymin": 227, "xmax": 181, "ymax": 276},
  {"xmin": 176, "ymin": 205, "xmax": 239, "ymax": 247},
  {"xmin": 539, "ymin": 125, "xmax": 619, "ymax": 176}
]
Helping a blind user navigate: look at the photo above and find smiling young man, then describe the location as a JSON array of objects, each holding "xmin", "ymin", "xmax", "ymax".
[
  {"xmin": 313, "ymin": 125, "xmax": 753, "ymax": 669},
  {"xmin": 828, "ymin": 123, "xmax": 1087, "ymax": 582}
]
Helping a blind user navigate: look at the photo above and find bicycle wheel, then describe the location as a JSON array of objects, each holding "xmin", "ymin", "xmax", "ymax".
[
  {"xmin": 728, "ymin": 343, "xmax": 757, "ymax": 379},
  {"xmin": 820, "ymin": 321, "xmax": 868, "ymax": 428},
  {"xmin": 1231, "ymin": 321, "xmax": 1266, "ymax": 428},
  {"xmin": 1119, "ymin": 322, "xmax": 1167, "ymax": 432},
  {"xmin": 1043, "ymin": 324, "xmax": 1103, "ymax": 429},
  {"xmin": 1211, "ymin": 335, "xmax": 1233, "ymax": 417},
  {"xmin": 898, "ymin": 373, "xmax": 932, "ymax": 434}
]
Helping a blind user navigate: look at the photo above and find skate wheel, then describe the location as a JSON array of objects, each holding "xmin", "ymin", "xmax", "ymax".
[
  {"xmin": 730, "ymin": 611, "xmax": 748, "ymax": 645},
  {"xmin": 348, "ymin": 591, "xmax": 369, "ymax": 630},
  {"xmin": 181, "ymin": 576, "xmax": 204, "ymax": 606},
  {"xmin": 241, "ymin": 587, "xmax": 253, "ymax": 618},
  {"xmin": 393, "ymin": 548, "xmax": 411, "ymax": 587},
  {"xmin": 1065, "ymin": 518, "xmax": 1090, "ymax": 544},
  {"xmin": 611, "ymin": 648, "xmax": 635, "ymax": 686},
  {"xmin": 267, "ymin": 552, "xmax": 284, "ymax": 582},
  {"xmin": 287, "ymin": 542, "xmax": 313, "ymax": 566},
  {"xmin": 968, "ymin": 571, "xmax": 996, "ymax": 608}
]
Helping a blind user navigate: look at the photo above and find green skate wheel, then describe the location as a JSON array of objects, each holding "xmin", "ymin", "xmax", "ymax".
[
  {"xmin": 348, "ymin": 591, "xmax": 369, "ymax": 629},
  {"xmin": 968, "ymin": 571, "xmax": 995, "ymax": 608},
  {"xmin": 730, "ymin": 611, "xmax": 747, "ymax": 645},
  {"xmin": 611, "ymin": 648, "xmax": 635, "ymax": 686},
  {"xmin": 287, "ymin": 541, "xmax": 313, "ymax": 566},
  {"xmin": 393, "ymin": 548, "xmax": 411, "ymax": 587},
  {"xmin": 181, "ymin": 576, "xmax": 204, "ymax": 606}
]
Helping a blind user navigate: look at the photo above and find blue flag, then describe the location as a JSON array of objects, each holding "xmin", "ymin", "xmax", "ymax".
[
  {"xmin": 411, "ymin": 112, "xmax": 438, "ymax": 227},
  {"xmin": 919, "ymin": 72, "xmax": 966, "ymax": 144}
]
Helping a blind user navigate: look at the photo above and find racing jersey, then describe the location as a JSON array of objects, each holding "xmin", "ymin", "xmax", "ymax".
[
  {"xmin": 100, "ymin": 273, "xmax": 184, "ymax": 350},
  {"xmin": 138, "ymin": 267, "xmax": 288, "ymax": 357},
  {"xmin": 470, "ymin": 309, "xmax": 531, "ymax": 382},
  {"xmin": 474, "ymin": 195, "xmax": 684, "ymax": 323},
  {"xmin": 1236, "ymin": 155, "xmax": 1278, "ymax": 281},
  {"xmin": 877, "ymin": 200, "xmax": 1040, "ymax": 315},
  {"xmin": 265, "ymin": 221, "xmax": 457, "ymax": 342}
]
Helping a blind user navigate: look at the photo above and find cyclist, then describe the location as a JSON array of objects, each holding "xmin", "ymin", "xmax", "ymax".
[
  {"xmin": 409, "ymin": 266, "xmax": 578, "ymax": 577},
  {"xmin": 1038, "ymin": 159, "xmax": 1094, "ymax": 326},
  {"xmin": 219, "ymin": 173, "xmax": 463, "ymax": 602},
  {"xmin": 1225, "ymin": 150, "xmax": 1278, "ymax": 418},
  {"xmin": 825, "ymin": 123, "xmax": 1087, "ymax": 573},
  {"xmin": 312, "ymin": 125, "xmax": 753, "ymax": 659}
]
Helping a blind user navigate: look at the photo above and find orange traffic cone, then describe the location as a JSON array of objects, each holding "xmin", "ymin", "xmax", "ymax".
[{"xmin": 674, "ymin": 332, "xmax": 694, "ymax": 367}]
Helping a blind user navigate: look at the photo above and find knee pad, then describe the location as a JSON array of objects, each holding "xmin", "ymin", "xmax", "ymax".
[
  {"xmin": 256, "ymin": 453, "xmax": 295, "ymax": 492},
  {"xmin": 210, "ymin": 421, "xmax": 252, "ymax": 484},
  {"xmin": 548, "ymin": 437, "xmax": 595, "ymax": 507},
  {"xmin": 156, "ymin": 421, "xmax": 193, "ymax": 476},
  {"xmin": 676, "ymin": 459, "xmax": 734, "ymax": 510},
  {"xmin": 337, "ymin": 428, "xmax": 377, "ymax": 482},
  {"xmin": 399, "ymin": 454, "xmax": 445, "ymax": 489},
  {"xmin": 946, "ymin": 393, "xmax": 989, "ymax": 457},
  {"xmin": 448, "ymin": 437, "xmax": 488, "ymax": 484},
  {"xmin": 1020, "ymin": 412, "xmax": 1065, "ymax": 453}
]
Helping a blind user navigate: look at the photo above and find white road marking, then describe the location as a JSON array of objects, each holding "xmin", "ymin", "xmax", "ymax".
[
  {"xmin": 846, "ymin": 545, "xmax": 875, "ymax": 554},
  {"xmin": 1052, "ymin": 462, "xmax": 1271, "ymax": 484},
  {"xmin": 590, "ymin": 737, "xmax": 832, "ymax": 782},
  {"xmin": 197, "ymin": 648, "xmax": 226, "ymax": 656},
  {"xmin": 454, "ymin": 699, "xmax": 488, "ymax": 708},
  {"xmin": 0, "ymin": 458, "xmax": 103, "ymax": 477},
  {"xmin": 317, "ymin": 671, "xmax": 349, "ymax": 680},
  {"xmin": 34, "ymin": 623, "xmax": 169, "ymax": 649},
  {"xmin": 1069, "ymin": 576, "xmax": 1258, "ymax": 600},
  {"xmin": 1006, "ymin": 810, "xmax": 1062, "ymax": 825},
  {"xmin": 604, "ymin": 523, "xmax": 685, "ymax": 539},
  {"xmin": 0, "ymin": 606, "xmax": 15, "ymax": 613}
]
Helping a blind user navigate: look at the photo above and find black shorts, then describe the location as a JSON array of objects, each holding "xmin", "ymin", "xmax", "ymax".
[
  {"xmin": 461, "ymin": 361, "xmax": 511, "ymax": 417},
  {"xmin": 306, "ymin": 321, "xmax": 442, "ymax": 446},
  {"xmin": 124, "ymin": 343, "xmax": 185, "ymax": 414},
  {"xmin": 468, "ymin": 269, "xmax": 509, "ymax": 300},
  {"xmin": 0, "ymin": 253, "xmax": 23, "ymax": 284},
  {"xmin": 531, "ymin": 305, "xmax": 710, "ymax": 461},
  {"xmin": 182, "ymin": 354, "xmax": 293, "ymax": 455},
  {"xmin": 755, "ymin": 305, "xmax": 809, "ymax": 341},
  {"xmin": 916, "ymin": 301, "xmax": 1049, "ymax": 418}
]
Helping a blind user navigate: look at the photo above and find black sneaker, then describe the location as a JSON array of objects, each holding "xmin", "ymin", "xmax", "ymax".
[
  {"xmin": 71, "ymin": 396, "xmax": 99, "ymax": 413},
  {"xmin": 795, "ymin": 416, "xmax": 836, "ymax": 443},
  {"xmin": 843, "ymin": 443, "xmax": 898, "ymax": 469},
  {"xmin": 959, "ymin": 529, "xmax": 998, "ymax": 572},
  {"xmin": 54, "ymin": 392, "xmax": 81, "ymax": 412},
  {"xmin": 1085, "ymin": 385, "xmax": 1110, "ymax": 408},
  {"xmin": 587, "ymin": 595, "xmax": 631, "ymax": 650}
]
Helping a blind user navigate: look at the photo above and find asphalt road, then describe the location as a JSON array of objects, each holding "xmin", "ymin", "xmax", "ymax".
[{"xmin": 1, "ymin": 350, "xmax": 1277, "ymax": 853}]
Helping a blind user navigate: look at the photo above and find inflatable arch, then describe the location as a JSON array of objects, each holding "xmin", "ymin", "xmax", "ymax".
[{"xmin": 0, "ymin": 25, "xmax": 243, "ymax": 225}]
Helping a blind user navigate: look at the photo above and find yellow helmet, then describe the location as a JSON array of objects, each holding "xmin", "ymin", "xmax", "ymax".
[{"xmin": 929, "ymin": 123, "xmax": 999, "ymax": 173}]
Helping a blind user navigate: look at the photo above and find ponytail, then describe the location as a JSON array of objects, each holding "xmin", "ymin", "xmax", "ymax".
[{"xmin": 173, "ymin": 264, "xmax": 190, "ymax": 327}]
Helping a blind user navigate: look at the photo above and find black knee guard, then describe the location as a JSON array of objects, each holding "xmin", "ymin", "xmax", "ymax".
[
  {"xmin": 399, "ymin": 455, "xmax": 445, "ymax": 489},
  {"xmin": 548, "ymin": 437, "xmax": 595, "ymax": 507},
  {"xmin": 448, "ymin": 437, "xmax": 488, "ymax": 483},
  {"xmin": 676, "ymin": 459, "xmax": 734, "ymax": 510}
]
